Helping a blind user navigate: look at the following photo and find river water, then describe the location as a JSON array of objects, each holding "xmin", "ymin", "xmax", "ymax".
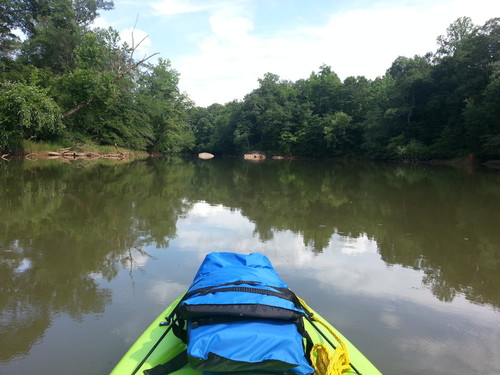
[{"xmin": 0, "ymin": 157, "xmax": 499, "ymax": 375}]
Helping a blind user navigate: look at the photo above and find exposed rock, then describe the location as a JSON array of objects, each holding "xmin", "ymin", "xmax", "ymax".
[
  {"xmin": 243, "ymin": 152, "xmax": 266, "ymax": 160},
  {"xmin": 198, "ymin": 152, "xmax": 214, "ymax": 159}
]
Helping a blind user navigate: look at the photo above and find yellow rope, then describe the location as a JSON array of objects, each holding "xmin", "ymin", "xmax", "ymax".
[{"xmin": 298, "ymin": 297, "xmax": 352, "ymax": 375}]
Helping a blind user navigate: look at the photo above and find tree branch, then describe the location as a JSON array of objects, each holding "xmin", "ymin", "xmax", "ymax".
[
  {"xmin": 117, "ymin": 52, "xmax": 159, "ymax": 79},
  {"xmin": 62, "ymin": 98, "xmax": 94, "ymax": 119},
  {"xmin": 130, "ymin": 14, "xmax": 139, "ymax": 61},
  {"xmin": 62, "ymin": 27, "xmax": 158, "ymax": 120}
]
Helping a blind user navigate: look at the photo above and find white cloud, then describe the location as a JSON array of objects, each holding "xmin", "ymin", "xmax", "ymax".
[
  {"xmin": 174, "ymin": 0, "xmax": 500, "ymax": 106},
  {"xmin": 308, "ymin": 0, "xmax": 499, "ymax": 79},
  {"xmin": 209, "ymin": 13, "xmax": 254, "ymax": 41},
  {"xmin": 90, "ymin": 14, "xmax": 110, "ymax": 29},
  {"xmin": 120, "ymin": 27, "xmax": 152, "ymax": 58}
]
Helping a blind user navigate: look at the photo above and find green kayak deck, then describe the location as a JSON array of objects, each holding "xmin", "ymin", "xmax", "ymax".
[{"xmin": 110, "ymin": 295, "xmax": 382, "ymax": 375}]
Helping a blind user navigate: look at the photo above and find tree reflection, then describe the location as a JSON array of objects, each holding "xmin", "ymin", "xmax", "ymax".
[
  {"xmin": 0, "ymin": 158, "xmax": 194, "ymax": 361},
  {"xmin": 0, "ymin": 158, "xmax": 498, "ymax": 361},
  {"xmin": 183, "ymin": 160, "xmax": 499, "ymax": 308}
]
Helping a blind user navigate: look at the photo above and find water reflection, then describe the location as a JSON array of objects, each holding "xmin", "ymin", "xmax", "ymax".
[
  {"xmin": 0, "ymin": 158, "xmax": 191, "ymax": 362},
  {"xmin": 166, "ymin": 202, "xmax": 500, "ymax": 375},
  {"xmin": 0, "ymin": 158, "xmax": 499, "ymax": 372}
]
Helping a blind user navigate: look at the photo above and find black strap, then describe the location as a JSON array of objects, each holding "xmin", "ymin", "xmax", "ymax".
[
  {"xmin": 143, "ymin": 350, "xmax": 188, "ymax": 375},
  {"xmin": 199, "ymin": 286, "xmax": 293, "ymax": 299},
  {"xmin": 170, "ymin": 314, "xmax": 187, "ymax": 343},
  {"xmin": 295, "ymin": 316, "xmax": 315, "ymax": 366},
  {"xmin": 185, "ymin": 283, "xmax": 300, "ymax": 307},
  {"xmin": 183, "ymin": 280, "xmax": 261, "ymax": 299},
  {"xmin": 130, "ymin": 300, "xmax": 185, "ymax": 375}
]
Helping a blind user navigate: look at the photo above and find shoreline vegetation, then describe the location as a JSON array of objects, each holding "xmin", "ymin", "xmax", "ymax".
[
  {"xmin": 1, "ymin": 141, "xmax": 497, "ymax": 171},
  {"xmin": 1, "ymin": 2, "xmax": 499, "ymax": 163}
]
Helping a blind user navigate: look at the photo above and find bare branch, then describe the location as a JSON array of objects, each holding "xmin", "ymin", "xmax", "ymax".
[
  {"xmin": 62, "ymin": 98, "xmax": 94, "ymax": 119},
  {"xmin": 134, "ymin": 34, "xmax": 149, "ymax": 53},
  {"xmin": 117, "ymin": 52, "xmax": 159, "ymax": 79},
  {"xmin": 61, "ymin": 17, "xmax": 158, "ymax": 120},
  {"xmin": 130, "ymin": 14, "xmax": 139, "ymax": 60}
]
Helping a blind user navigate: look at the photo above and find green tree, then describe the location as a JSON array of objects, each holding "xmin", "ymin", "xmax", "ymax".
[
  {"xmin": 378, "ymin": 55, "xmax": 434, "ymax": 159},
  {"xmin": 10, "ymin": 0, "xmax": 113, "ymax": 73},
  {"xmin": 387, "ymin": 55, "xmax": 432, "ymax": 129},
  {"xmin": 213, "ymin": 101, "xmax": 241, "ymax": 155},
  {"xmin": 323, "ymin": 111, "xmax": 352, "ymax": 151},
  {"xmin": 0, "ymin": 81, "xmax": 63, "ymax": 152},
  {"xmin": 340, "ymin": 76, "xmax": 371, "ymax": 122},
  {"xmin": 360, "ymin": 75, "xmax": 395, "ymax": 158},
  {"xmin": 0, "ymin": 0, "xmax": 21, "ymax": 59},
  {"xmin": 436, "ymin": 16, "xmax": 476, "ymax": 57},
  {"xmin": 232, "ymin": 73, "xmax": 310, "ymax": 155},
  {"xmin": 305, "ymin": 64, "xmax": 342, "ymax": 115},
  {"xmin": 12, "ymin": 0, "xmax": 113, "ymax": 37},
  {"xmin": 51, "ymin": 28, "xmax": 125, "ymax": 141},
  {"xmin": 189, "ymin": 103, "xmax": 237, "ymax": 154},
  {"xmin": 234, "ymin": 73, "xmax": 281, "ymax": 152},
  {"xmin": 138, "ymin": 59, "xmax": 195, "ymax": 153},
  {"xmin": 429, "ymin": 18, "xmax": 499, "ymax": 159}
]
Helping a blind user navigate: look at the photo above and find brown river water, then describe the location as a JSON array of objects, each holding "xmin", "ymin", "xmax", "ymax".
[{"xmin": 0, "ymin": 157, "xmax": 499, "ymax": 375}]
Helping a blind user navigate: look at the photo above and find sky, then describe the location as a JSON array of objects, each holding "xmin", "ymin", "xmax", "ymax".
[{"xmin": 95, "ymin": 0, "xmax": 500, "ymax": 107}]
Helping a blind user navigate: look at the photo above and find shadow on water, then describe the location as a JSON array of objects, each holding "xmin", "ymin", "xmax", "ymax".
[{"xmin": 0, "ymin": 157, "xmax": 499, "ymax": 363}]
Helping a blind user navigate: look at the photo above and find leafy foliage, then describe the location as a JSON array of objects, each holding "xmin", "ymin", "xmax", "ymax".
[
  {"xmin": 1, "ymin": 9, "xmax": 498, "ymax": 160},
  {"xmin": 137, "ymin": 59, "xmax": 195, "ymax": 153},
  {"xmin": 188, "ymin": 17, "xmax": 499, "ymax": 161},
  {"xmin": 0, "ymin": 0, "xmax": 195, "ymax": 154},
  {"xmin": 0, "ymin": 81, "xmax": 63, "ymax": 152}
]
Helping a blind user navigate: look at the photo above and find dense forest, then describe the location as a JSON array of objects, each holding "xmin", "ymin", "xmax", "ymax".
[{"xmin": 1, "ymin": 1, "xmax": 499, "ymax": 160}]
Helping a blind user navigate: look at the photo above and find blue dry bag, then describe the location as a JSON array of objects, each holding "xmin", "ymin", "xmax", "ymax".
[{"xmin": 152, "ymin": 252, "xmax": 314, "ymax": 375}]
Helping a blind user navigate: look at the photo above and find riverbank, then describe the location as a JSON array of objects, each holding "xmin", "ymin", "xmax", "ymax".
[
  {"xmin": 2, "ymin": 141, "xmax": 498, "ymax": 170},
  {"xmin": 1, "ymin": 141, "xmax": 147, "ymax": 162}
]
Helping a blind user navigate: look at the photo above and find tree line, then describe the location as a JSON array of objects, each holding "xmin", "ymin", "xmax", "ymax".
[
  {"xmin": 190, "ymin": 17, "xmax": 499, "ymax": 161},
  {"xmin": 1, "ymin": 2, "xmax": 498, "ymax": 160}
]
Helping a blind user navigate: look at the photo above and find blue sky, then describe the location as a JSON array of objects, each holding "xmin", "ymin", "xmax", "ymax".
[{"xmin": 95, "ymin": 0, "xmax": 500, "ymax": 107}]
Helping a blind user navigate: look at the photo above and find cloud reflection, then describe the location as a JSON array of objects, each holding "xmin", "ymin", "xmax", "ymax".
[
  {"xmin": 175, "ymin": 202, "xmax": 390, "ymax": 295},
  {"xmin": 148, "ymin": 280, "xmax": 186, "ymax": 306},
  {"xmin": 173, "ymin": 201, "xmax": 499, "ymax": 319},
  {"xmin": 150, "ymin": 194, "xmax": 500, "ymax": 375}
]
